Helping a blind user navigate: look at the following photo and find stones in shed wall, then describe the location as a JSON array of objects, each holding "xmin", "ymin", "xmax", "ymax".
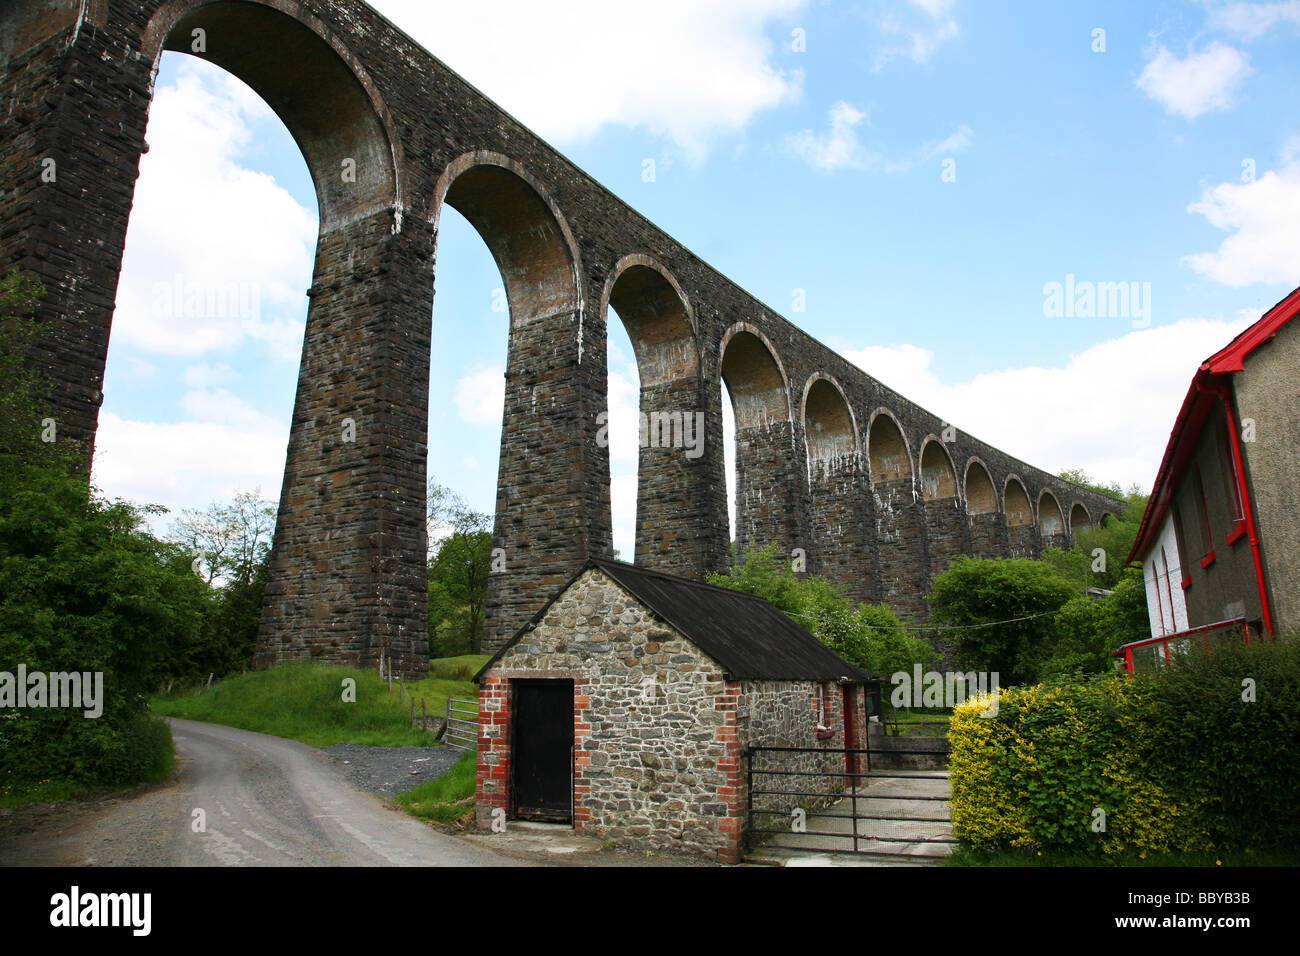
[
  {"xmin": 475, "ymin": 568, "xmax": 744, "ymax": 862},
  {"xmin": 740, "ymin": 679, "xmax": 852, "ymax": 824}
]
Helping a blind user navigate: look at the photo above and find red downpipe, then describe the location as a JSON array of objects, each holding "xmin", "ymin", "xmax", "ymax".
[{"xmin": 1213, "ymin": 383, "xmax": 1274, "ymax": 638}]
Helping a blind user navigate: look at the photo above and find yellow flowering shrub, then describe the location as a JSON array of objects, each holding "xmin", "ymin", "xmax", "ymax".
[{"xmin": 948, "ymin": 675, "xmax": 1216, "ymax": 855}]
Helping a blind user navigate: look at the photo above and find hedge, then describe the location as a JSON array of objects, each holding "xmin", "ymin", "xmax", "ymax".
[{"xmin": 949, "ymin": 637, "xmax": 1300, "ymax": 856}]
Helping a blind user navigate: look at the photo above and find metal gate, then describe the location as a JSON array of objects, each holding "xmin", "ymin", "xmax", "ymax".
[{"xmin": 745, "ymin": 745, "xmax": 954, "ymax": 860}]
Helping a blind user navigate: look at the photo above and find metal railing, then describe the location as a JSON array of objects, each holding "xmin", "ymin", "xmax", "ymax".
[
  {"xmin": 745, "ymin": 745, "xmax": 953, "ymax": 856},
  {"xmin": 1112, "ymin": 617, "xmax": 1249, "ymax": 676}
]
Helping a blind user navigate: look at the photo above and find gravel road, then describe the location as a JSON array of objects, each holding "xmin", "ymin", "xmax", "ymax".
[
  {"xmin": 321, "ymin": 742, "xmax": 464, "ymax": 797},
  {"xmin": 0, "ymin": 718, "xmax": 514, "ymax": 867}
]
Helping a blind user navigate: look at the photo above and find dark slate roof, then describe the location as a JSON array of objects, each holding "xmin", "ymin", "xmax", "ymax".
[{"xmin": 476, "ymin": 557, "xmax": 878, "ymax": 683}]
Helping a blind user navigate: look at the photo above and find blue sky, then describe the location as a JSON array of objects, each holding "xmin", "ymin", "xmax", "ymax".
[{"xmin": 92, "ymin": 0, "xmax": 1300, "ymax": 556}]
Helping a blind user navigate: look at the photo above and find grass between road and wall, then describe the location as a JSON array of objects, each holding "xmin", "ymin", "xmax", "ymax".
[
  {"xmin": 393, "ymin": 748, "xmax": 479, "ymax": 825},
  {"xmin": 151, "ymin": 659, "xmax": 478, "ymax": 748}
]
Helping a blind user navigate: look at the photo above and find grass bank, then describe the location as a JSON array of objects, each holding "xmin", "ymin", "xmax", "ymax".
[
  {"xmin": 393, "ymin": 748, "xmax": 478, "ymax": 825},
  {"xmin": 151, "ymin": 660, "xmax": 436, "ymax": 747},
  {"xmin": 390, "ymin": 654, "xmax": 487, "ymax": 723}
]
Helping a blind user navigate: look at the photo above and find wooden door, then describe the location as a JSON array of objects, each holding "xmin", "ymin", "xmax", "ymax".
[{"xmin": 511, "ymin": 680, "xmax": 574, "ymax": 822}]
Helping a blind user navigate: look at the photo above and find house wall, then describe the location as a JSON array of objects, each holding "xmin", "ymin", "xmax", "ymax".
[
  {"xmin": 1162, "ymin": 401, "xmax": 1264, "ymax": 632},
  {"xmin": 475, "ymin": 568, "xmax": 745, "ymax": 862},
  {"xmin": 1234, "ymin": 317, "xmax": 1300, "ymax": 635},
  {"xmin": 1142, "ymin": 512, "xmax": 1189, "ymax": 637}
]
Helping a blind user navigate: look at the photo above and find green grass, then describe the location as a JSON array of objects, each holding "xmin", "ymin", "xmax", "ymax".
[
  {"xmin": 947, "ymin": 845, "xmax": 1300, "ymax": 867},
  {"xmin": 151, "ymin": 660, "xmax": 436, "ymax": 747},
  {"xmin": 0, "ymin": 776, "xmax": 91, "ymax": 808},
  {"xmin": 428, "ymin": 654, "xmax": 491, "ymax": 682},
  {"xmin": 882, "ymin": 708, "xmax": 951, "ymax": 736},
  {"xmin": 393, "ymin": 748, "xmax": 478, "ymax": 824},
  {"xmin": 391, "ymin": 654, "xmax": 486, "ymax": 722}
]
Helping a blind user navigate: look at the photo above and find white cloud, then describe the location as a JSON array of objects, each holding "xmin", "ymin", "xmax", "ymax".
[
  {"xmin": 1183, "ymin": 150, "xmax": 1300, "ymax": 287},
  {"xmin": 872, "ymin": 0, "xmax": 961, "ymax": 71},
  {"xmin": 114, "ymin": 59, "xmax": 316, "ymax": 361},
  {"xmin": 181, "ymin": 362, "xmax": 240, "ymax": 388},
  {"xmin": 786, "ymin": 101, "xmax": 971, "ymax": 172},
  {"xmin": 1209, "ymin": 0, "xmax": 1300, "ymax": 40},
  {"xmin": 1136, "ymin": 42, "xmax": 1253, "ymax": 119},
  {"xmin": 787, "ymin": 101, "xmax": 872, "ymax": 171},
  {"xmin": 370, "ymin": 0, "xmax": 807, "ymax": 163},
  {"xmin": 607, "ymin": 358, "xmax": 641, "ymax": 558},
  {"xmin": 454, "ymin": 363, "xmax": 505, "ymax": 425},
  {"xmin": 842, "ymin": 315, "xmax": 1258, "ymax": 494},
  {"xmin": 91, "ymin": 404, "xmax": 287, "ymax": 532}
]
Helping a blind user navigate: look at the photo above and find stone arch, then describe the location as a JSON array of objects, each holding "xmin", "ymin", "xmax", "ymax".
[
  {"xmin": 867, "ymin": 409, "xmax": 913, "ymax": 484},
  {"xmin": 919, "ymin": 437, "xmax": 958, "ymax": 500},
  {"xmin": 1100, "ymin": 512, "xmax": 1115, "ymax": 528},
  {"xmin": 720, "ymin": 324, "xmax": 792, "ymax": 429},
  {"xmin": 1039, "ymin": 490, "xmax": 1064, "ymax": 535},
  {"xmin": 601, "ymin": 255, "xmax": 697, "ymax": 386},
  {"xmin": 1070, "ymin": 502, "xmax": 1091, "ymax": 533},
  {"xmin": 146, "ymin": 0, "xmax": 400, "ymax": 232},
  {"xmin": 601, "ymin": 255, "xmax": 708, "ymax": 574},
  {"xmin": 964, "ymin": 459, "xmax": 998, "ymax": 515},
  {"xmin": 801, "ymin": 374, "xmax": 859, "ymax": 472},
  {"xmin": 434, "ymin": 152, "xmax": 582, "ymax": 327},
  {"xmin": 1004, "ymin": 476, "xmax": 1033, "ymax": 526}
]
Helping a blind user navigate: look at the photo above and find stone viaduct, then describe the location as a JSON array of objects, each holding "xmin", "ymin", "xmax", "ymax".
[{"xmin": 2, "ymin": 0, "xmax": 1123, "ymax": 676}]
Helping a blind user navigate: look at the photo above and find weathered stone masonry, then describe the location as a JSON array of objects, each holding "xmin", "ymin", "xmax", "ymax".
[
  {"xmin": 476, "ymin": 566, "xmax": 868, "ymax": 862},
  {"xmin": 2, "ymin": 0, "xmax": 1124, "ymax": 674}
]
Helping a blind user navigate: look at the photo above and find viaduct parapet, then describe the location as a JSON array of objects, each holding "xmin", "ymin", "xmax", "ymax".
[{"xmin": 1, "ymin": 0, "xmax": 1124, "ymax": 673}]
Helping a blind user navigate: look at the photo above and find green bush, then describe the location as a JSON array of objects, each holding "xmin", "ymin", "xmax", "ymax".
[
  {"xmin": 928, "ymin": 556, "xmax": 1077, "ymax": 685},
  {"xmin": 707, "ymin": 545, "xmax": 934, "ymax": 676},
  {"xmin": 0, "ymin": 457, "xmax": 206, "ymax": 790},
  {"xmin": 949, "ymin": 637, "xmax": 1300, "ymax": 857}
]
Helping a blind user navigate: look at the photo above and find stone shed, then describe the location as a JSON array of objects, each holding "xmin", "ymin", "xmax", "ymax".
[{"xmin": 474, "ymin": 557, "xmax": 878, "ymax": 863}]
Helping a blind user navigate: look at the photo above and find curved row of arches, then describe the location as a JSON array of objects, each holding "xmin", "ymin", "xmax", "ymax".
[
  {"xmin": 136, "ymin": 0, "xmax": 1114, "ymax": 550},
  {"xmin": 30, "ymin": 0, "xmax": 1123, "ymax": 667}
]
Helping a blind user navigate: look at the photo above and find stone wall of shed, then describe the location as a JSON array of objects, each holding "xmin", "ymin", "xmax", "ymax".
[
  {"xmin": 739, "ymin": 680, "xmax": 858, "ymax": 837},
  {"xmin": 475, "ymin": 568, "xmax": 744, "ymax": 862}
]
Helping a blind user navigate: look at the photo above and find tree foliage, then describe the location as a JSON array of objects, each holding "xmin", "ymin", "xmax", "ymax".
[
  {"xmin": 707, "ymin": 545, "xmax": 935, "ymax": 678},
  {"xmin": 0, "ymin": 272, "xmax": 273, "ymax": 791},
  {"xmin": 928, "ymin": 557, "xmax": 1077, "ymax": 686},
  {"xmin": 163, "ymin": 490, "xmax": 277, "ymax": 680},
  {"xmin": 426, "ymin": 479, "xmax": 493, "ymax": 656}
]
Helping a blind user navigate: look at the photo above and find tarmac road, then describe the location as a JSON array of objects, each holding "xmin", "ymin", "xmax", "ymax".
[{"xmin": 0, "ymin": 718, "xmax": 516, "ymax": 867}]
